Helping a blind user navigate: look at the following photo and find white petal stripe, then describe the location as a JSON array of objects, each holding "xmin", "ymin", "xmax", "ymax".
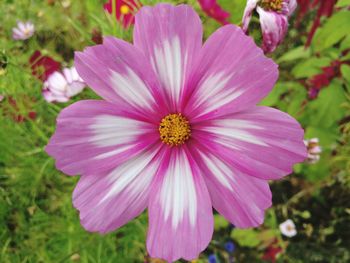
[
  {"xmin": 100, "ymin": 147, "xmax": 160, "ymax": 203},
  {"xmin": 110, "ymin": 67, "xmax": 155, "ymax": 110},
  {"xmin": 160, "ymin": 151, "xmax": 197, "ymax": 229},
  {"xmin": 89, "ymin": 115, "xmax": 152, "ymax": 147},
  {"xmin": 153, "ymin": 37, "xmax": 183, "ymax": 106}
]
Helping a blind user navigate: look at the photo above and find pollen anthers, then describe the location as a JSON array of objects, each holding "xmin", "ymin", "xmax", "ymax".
[
  {"xmin": 159, "ymin": 113, "xmax": 191, "ymax": 146},
  {"xmin": 259, "ymin": 0, "xmax": 283, "ymax": 12},
  {"xmin": 120, "ymin": 5, "xmax": 130, "ymax": 15}
]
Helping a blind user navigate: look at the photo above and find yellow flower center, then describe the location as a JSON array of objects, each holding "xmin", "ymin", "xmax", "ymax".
[
  {"xmin": 120, "ymin": 4, "xmax": 130, "ymax": 15},
  {"xmin": 24, "ymin": 28, "xmax": 31, "ymax": 36},
  {"xmin": 260, "ymin": 0, "xmax": 283, "ymax": 12},
  {"xmin": 286, "ymin": 225, "xmax": 295, "ymax": 232},
  {"xmin": 159, "ymin": 113, "xmax": 191, "ymax": 146}
]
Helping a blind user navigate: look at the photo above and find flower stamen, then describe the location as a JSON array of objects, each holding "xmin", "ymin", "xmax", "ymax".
[
  {"xmin": 120, "ymin": 4, "xmax": 130, "ymax": 15},
  {"xmin": 159, "ymin": 113, "xmax": 191, "ymax": 146},
  {"xmin": 259, "ymin": 0, "xmax": 283, "ymax": 12}
]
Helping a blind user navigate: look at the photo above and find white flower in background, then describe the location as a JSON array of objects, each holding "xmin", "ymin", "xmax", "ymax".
[
  {"xmin": 42, "ymin": 67, "xmax": 86, "ymax": 103},
  {"xmin": 279, "ymin": 219, "xmax": 297, "ymax": 237},
  {"xmin": 0, "ymin": 95, "xmax": 4, "ymax": 102},
  {"xmin": 304, "ymin": 138, "xmax": 322, "ymax": 164},
  {"xmin": 12, "ymin": 21, "xmax": 35, "ymax": 40}
]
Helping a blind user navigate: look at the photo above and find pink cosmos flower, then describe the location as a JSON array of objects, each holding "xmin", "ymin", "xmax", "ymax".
[
  {"xmin": 198, "ymin": 0, "xmax": 231, "ymax": 25},
  {"xmin": 0, "ymin": 95, "xmax": 4, "ymax": 102},
  {"xmin": 42, "ymin": 67, "xmax": 86, "ymax": 103},
  {"xmin": 242, "ymin": 0, "xmax": 297, "ymax": 53},
  {"xmin": 46, "ymin": 4, "xmax": 306, "ymax": 262},
  {"xmin": 12, "ymin": 21, "xmax": 35, "ymax": 40},
  {"xmin": 104, "ymin": 0, "xmax": 141, "ymax": 28}
]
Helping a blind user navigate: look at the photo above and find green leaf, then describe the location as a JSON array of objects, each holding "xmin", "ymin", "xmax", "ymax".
[
  {"xmin": 313, "ymin": 11, "xmax": 350, "ymax": 52},
  {"xmin": 340, "ymin": 52, "xmax": 350, "ymax": 61},
  {"xmin": 307, "ymin": 81, "xmax": 346, "ymax": 128},
  {"xmin": 287, "ymin": 87, "xmax": 307, "ymax": 116},
  {"xmin": 305, "ymin": 126, "xmax": 339, "ymax": 148},
  {"xmin": 291, "ymin": 57, "xmax": 331, "ymax": 78},
  {"xmin": 221, "ymin": 0, "xmax": 247, "ymax": 24},
  {"xmin": 231, "ymin": 229, "xmax": 260, "ymax": 248},
  {"xmin": 336, "ymin": 0, "xmax": 350, "ymax": 7},
  {"xmin": 214, "ymin": 214, "xmax": 229, "ymax": 230},
  {"xmin": 277, "ymin": 46, "xmax": 311, "ymax": 63},
  {"xmin": 294, "ymin": 163, "xmax": 303, "ymax": 173},
  {"xmin": 260, "ymin": 82, "xmax": 288, "ymax": 106},
  {"xmin": 301, "ymin": 211, "xmax": 311, "ymax": 219},
  {"xmin": 340, "ymin": 34, "xmax": 350, "ymax": 51},
  {"xmin": 340, "ymin": 64, "xmax": 350, "ymax": 84},
  {"xmin": 264, "ymin": 209, "xmax": 278, "ymax": 229},
  {"xmin": 303, "ymin": 155, "xmax": 331, "ymax": 182}
]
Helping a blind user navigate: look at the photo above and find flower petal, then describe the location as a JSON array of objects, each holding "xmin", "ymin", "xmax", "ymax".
[
  {"xmin": 133, "ymin": 4, "xmax": 203, "ymax": 111},
  {"xmin": 47, "ymin": 71, "xmax": 67, "ymax": 92},
  {"xmin": 46, "ymin": 100, "xmax": 159, "ymax": 176},
  {"xmin": 257, "ymin": 7, "xmax": 288, "ymax": 53},
  {"xmin": 242, "ymin": 0, "xmax": 259, "ymax": 32},
  {"xmin": 75, "ymin": 37, "xmax": 167, "ymax": 121},
  {"xmin": 147, "ymin": 148, "xmax": 213, "ymax": 262},
  {"xmin": 288, "ymin": 0, "xmax": 297, "ymax": 16},
  {"xmin": 42, "ymin": 88, "xmax": 69, "ymax": 103},
  {"xmin": 193, "ymin": 106, "xmax": 307, "ymax": 181},
  {"xmin": 184, "ymin": 25, "xmax": 278, "ymax": 122},
  {"xmin": 190, "ymin": 145, "xmax": 271, "ymax": 228},
  {"xmin": 73, "ymin": 144, "xmax": 163, "ymax": 233}
]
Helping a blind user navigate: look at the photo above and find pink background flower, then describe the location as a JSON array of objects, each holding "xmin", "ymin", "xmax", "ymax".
[
  {"xmin": 104, "ymin": 0, "xmax": 141, "ymax": 28},
  {"xmin": 12, "ymin": 21, "xmax": 35, "ymax": 40},
  {"xmin": 242, "ymin": 0, "xmax": 297, "ymax": 53},
  {"xmin": 198, "ymin": 0, "xmax": 231, "ymax": 24},
  {"xmin": 42, "ymin": 67, "xmax": 86, "ymax": 103}
]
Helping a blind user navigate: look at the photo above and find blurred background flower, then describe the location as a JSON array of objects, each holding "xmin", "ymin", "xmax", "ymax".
[
  {"xmin": 104, "ymin": 0, "xmax": 142, "ymax": 28},
  {"xmin": 42, "ymin": 67, "xmax": 85, "ymax": 103},
  {"xmin": 12, "ymin": 21, "xmax": 35, "ymax": 40},
  {"xmin": 198, "ymin": 0, "xmax": 231, "ymax": 24},
  {"xmin": 304, "ymin": 138, "xmax": 322, "ymax": 164},
  {"xmin": 29, "ymin": 51, "xmax": 61, "ymax": 81},
  {"xmin": 279, "ymin": 219, "xmax": 297, "ymax": 237},
  {"xmin": 242, "ymin": 0, "xmax": 297, "ymax": 53}
]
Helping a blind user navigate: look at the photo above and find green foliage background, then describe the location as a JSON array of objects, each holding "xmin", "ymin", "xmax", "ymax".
[{"xmin": 0, "ymin": 0, "xmax": 349, "ymax": 262}]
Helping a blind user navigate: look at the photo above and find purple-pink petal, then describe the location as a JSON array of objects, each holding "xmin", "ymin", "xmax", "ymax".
[
  {"xmin": 133, "ymin": 4, "xmax": 203, "ymax": 112},
  {"xmin": 184, "ymin": 25, "xmax": 278, "ymax": 122},
  {"xmin": 191, "ymin": 145, "xmax": 272, "ymax": 227},
  {"xmin": 242, "ymin": 0, "xmax": 259, "ymax": 32},
  {"xmin": 73, "ymin": 145, "xmax": 163, "ymax": 233},
  {"xmin": 147, "ymin": 147, "xmax": 213, "ymax": 262},
  {"xmin": 46, "ymin": 100, "xmax": 159, "ymax": 176},
  {"xmin": 189, "ymin": 106, "xmax": 306, "ymax": 227},
  {"xmin": 192, "ymin": 106, "xmax": 307, "ymax": 180},
  {"xmin": 287, "ymin": 0, "xmax": 298, "ymax": 16},
  {"xmin": 75, "ymin": 37, "xmax": 167, "ymax": 122},
  {"xmin": 257, "ymin": 7, "xmax": 289, "ymax": 53}
]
